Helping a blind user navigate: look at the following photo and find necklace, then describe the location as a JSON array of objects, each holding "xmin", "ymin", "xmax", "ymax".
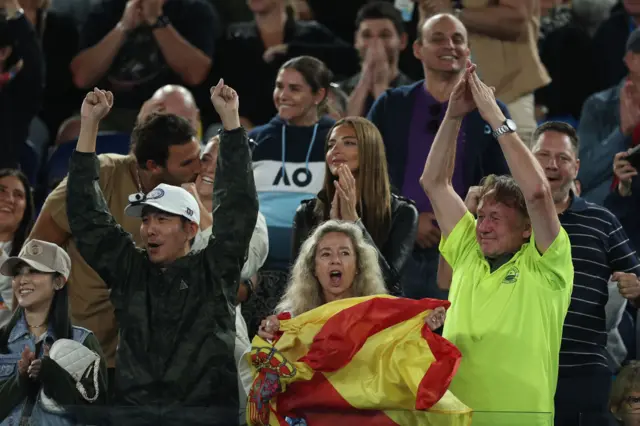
[{"xmin": 27, "ymin": 321, "xmax": 47, "ymax": 329}]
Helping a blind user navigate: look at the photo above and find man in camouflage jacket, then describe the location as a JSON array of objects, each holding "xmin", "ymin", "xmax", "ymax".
[{"xmin": 66, "ymin": 81, "xmax": 257, "ymax": 425}]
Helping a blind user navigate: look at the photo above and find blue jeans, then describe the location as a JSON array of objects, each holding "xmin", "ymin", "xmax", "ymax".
[{"xmin": 400, "ymin": 246, "xmax": 449, "ymax": 301}]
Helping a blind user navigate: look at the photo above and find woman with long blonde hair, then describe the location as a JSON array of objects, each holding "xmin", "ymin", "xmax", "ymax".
[
  {"xmin": 292, "ymin": 117, "xmax": 418, "ymax": 295},
  {"xmin": 259, "ymin": 221, "xmax": 445, "ymax": 339}
]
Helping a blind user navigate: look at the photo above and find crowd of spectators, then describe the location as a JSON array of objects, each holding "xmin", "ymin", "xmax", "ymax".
[{"xmin": 2, "ymin": 0, "xmax": 640, "ymax": 425}]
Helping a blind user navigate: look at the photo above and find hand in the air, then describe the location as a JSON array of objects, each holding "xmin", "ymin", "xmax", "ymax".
[{"xmin": 80, "ymin": 88, "xmax": 114, "ymax": 123}]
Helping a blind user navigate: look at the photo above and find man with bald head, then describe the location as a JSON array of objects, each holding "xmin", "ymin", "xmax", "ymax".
[
  {"xmin": 368, "ymin": 13, "xmax": 510, "ymax": 300},
  {"xmin": 137, "ymin": 84, "xmax": 201, "ymax": 136},
  {"xmin": 29, "ymin": 85, "xmax": 205, "ymax": 390}
]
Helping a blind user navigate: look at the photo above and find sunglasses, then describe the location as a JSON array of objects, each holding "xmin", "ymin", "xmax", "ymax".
[{"xmin": 427, "ymin": 103, "xmax": 443, "ymax": 134}]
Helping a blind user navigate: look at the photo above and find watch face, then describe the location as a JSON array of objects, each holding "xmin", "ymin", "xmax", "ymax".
[{"xmin": 506, "ymin": 119, "xmax": 517, "ymax": 131}]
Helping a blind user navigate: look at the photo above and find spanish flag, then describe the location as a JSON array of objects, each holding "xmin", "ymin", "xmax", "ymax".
[{"xmin": 246, "ymin": 295, "xmax": 472, "ymax": 426}]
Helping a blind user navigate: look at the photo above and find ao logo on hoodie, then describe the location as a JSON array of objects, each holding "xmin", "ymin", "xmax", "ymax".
[{"xmin": 250, "ymin": 116, "xmax": 335, "ymax": 265}]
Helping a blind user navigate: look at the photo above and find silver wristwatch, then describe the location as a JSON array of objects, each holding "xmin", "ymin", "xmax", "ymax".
[{"xmin": 492, "ymin": 119, "xmax": 517, "ymax": 139}]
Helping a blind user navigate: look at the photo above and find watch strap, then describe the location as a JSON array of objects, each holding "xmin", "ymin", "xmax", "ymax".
[{"xmin": 151, "ymin": 15, "xmax": 170, "ymax": 29}]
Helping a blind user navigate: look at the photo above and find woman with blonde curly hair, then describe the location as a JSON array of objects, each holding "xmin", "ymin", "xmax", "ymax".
[{"xmin": 258, "ymin": 220, "xmax": 444, "ymax": 339}]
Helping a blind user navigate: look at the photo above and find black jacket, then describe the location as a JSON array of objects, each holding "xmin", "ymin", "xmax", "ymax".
[
  {"xmin": 291, "ymin": 194, "xmax": 418, "ymax": 295},
  {"xmin": 66, "ymin": 128, "xmax": 258, "ymax": 425}
]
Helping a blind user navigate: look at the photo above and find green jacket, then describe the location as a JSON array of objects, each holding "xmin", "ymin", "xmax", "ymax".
[{"xmin": 66, "ymin": 127, "xmax": 258, "ymax": 423}]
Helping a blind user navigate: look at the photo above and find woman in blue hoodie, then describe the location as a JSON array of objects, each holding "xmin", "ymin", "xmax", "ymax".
[
  {"xmin": 251, "ymin": 56, "xmax": 335, "ymax": 269},
  {"xmin": 248, "ymin": 56, "xmax": 335, "ymax": 334}
]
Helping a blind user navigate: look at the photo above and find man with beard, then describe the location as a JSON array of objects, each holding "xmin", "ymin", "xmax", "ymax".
[{"xmin": 338, "ymin": 1, "xmax": 412, "ymax": 117}]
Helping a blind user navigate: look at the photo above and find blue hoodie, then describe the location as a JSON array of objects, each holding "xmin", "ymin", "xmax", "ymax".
[{"xmin": 250, "ymin": 115, "xmax": 335, "ymax": 268}]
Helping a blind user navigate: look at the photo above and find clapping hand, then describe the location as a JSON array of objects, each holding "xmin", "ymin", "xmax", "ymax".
[
  {"xmin": 141, "ymin": 0, "xmax": 164, "ymax": 26},
  {"xmin": 467, "ymin": 65, "xmax": 505, "ymax": 130},
  {"xmin": 446, "ymin": 60, "xmax": 477, "ymax": 119},
  {"xmin": 17, "ymin": 346, "xmax": 35, "ymax": 377},
  {"xmin": 334, "ymin": 165, "xmax": 359, "ymax": 222},
  {"xmin": 27, "ymin": 345, "xmax": 49, "ymax": 380},
  {"xmin": 80, "ymin": 88, "xmax": 114, "ymax": 124},
  {"xmin": 119, "ymin": 0, "xmax": 143, "ymax": 31},
  {"xmin": 210, "ymin": 79, "xmax": 240, "ymax": 130}
]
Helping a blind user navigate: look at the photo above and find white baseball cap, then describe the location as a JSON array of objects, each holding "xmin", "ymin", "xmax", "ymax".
[{"xmin": 124, "ymin": 183, "xmax": 200, "ymax": 226}]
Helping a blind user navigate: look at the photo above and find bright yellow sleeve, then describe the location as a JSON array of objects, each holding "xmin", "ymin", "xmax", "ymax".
[{"xmin": 439, "ymin": 211, "xmax": 479, "ymax": 270}]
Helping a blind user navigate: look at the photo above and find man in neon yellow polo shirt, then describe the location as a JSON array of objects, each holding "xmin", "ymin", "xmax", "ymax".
[{"xmin": 419, "ymin": 54, "xmax": 573, "ymax": 425}]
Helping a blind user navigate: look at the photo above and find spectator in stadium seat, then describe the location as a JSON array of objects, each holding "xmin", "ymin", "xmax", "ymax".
[
  {"xmin": 0, "ymin": 0, "xmax": 44, "ymax": 170},
  {"xmin": 422, "ymin": 63, "xmax": 572, "ymax": 423},
  {"xmin": 259, "ymin": 220, "xmax": 444, "ymax": 332},
  {"xmin": 0, "ymin": 239, "xmax": 107, "ymax": 425},
  {"xmin": 0, "ymin": 169, "xmax": 34, "ymax": 328},
  {"xmin": 416, "ymin": 0, "xmax": 549, "ymax": 147},
  {"xmin": 29, "ymin": 105, "xmax": 202, "ymax": 392},
  {"xmin": 338, "ymin": 1, "xmax": 412, "ymax": 117},
  {"xmin": 248, "ymin": 55, "xmax": 334, "ymax": 335},
  {"xmin": 292, "ymin": 117, "xmax": 418, "ymax": 296},
  {"xmin": 66, "ymin": 82, "xmax": 257, "ymax": 425},
  {"xmin": 368, "ymin": 13, "xmax": 509, "ymax": 301},
  {"xmin": 591, "ymin": 0, "xmax": 640, "ymax": 94},
  {"xmin": 193, "ymin": 134, "xmax": 269, "ymax": 425},
  {"xmin": 610, "ymin": 361, "xmax": 640, "ymax": 426},
  {"xmin": 578, "ymin": 28, "xmax": 640, "ymax": 205},
  {"xmin": 438, "ymin": 121, "xmax": 640, "ymax": 423},
  {"xmin": 69, "ymin": 0, "xmax": 219, "ymax": 133},
  {"xmin": 215, "ymin": 0, "xmax": 357, "ymax": 129}
]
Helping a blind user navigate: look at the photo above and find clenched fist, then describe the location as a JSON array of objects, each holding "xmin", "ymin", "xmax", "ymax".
[
  {"xmin": 81, "ymin": 88, "xmax": 114, "ymax": 123},
  {"xmin": 210, "ymin": 79, "xmax": 240, "ymax": 130}
]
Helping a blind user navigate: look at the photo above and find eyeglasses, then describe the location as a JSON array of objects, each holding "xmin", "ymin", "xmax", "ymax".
[{"xmin": 427, "ymin": 103, "xmax": 443, "ymax": 134}]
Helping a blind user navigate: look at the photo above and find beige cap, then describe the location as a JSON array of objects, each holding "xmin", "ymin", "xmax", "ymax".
[{"xmin": 0, "ymin": 240, "xmax": 71, "ymax": 280}]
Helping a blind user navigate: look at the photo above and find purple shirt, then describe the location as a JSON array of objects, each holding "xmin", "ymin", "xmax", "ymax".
[{"xmin": 401, "ymin": 85, "xmax": 467, "ymax": 213}]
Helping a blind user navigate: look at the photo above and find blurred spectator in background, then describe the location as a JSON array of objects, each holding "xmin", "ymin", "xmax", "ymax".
[
  {"xmin": 536, "ymin": 0, "xmax": 616, "ymax": 124},
  {"xmin": 591, "ymin": 0, "xmax": 640, "ymax": 94},
  {"xmin": 18, "ymin": 0, "xmax": 81, "ymax": 143},
  {"xmin": 248, "ymin": 55, "xmax": 334, "ymax": 334},
  {"xmin": 0, "ymin": 0, "xmax": 44, "ymax": 171},
  {"xmin": 0, "ymin": 169, "xmax": 34, "ymax": 328},
  {"xmin": 136, "ymin": 84, "xmax": 202, "ymax": 139},
  {"xmin": 605, "ymin": 137, "xmax": 640, "ymax": 254},
  {"xmin": 539, "ymin": 0, "xmax": 571, "ymax": 41},
  {"xmin": 216, "ymin": 0, "xmax": 357, "ymax": 129},
  {"xmin": 292, "ymin": 117, "xmax": 418, "ymax": 296},
  {"xmin": 70, "ymin": 0, "xmax": 218, "ymax": 133},
  {"xmin": 339, "ymin": 1, "xmax": 412, "ymax": 117},
  {"xmin": 609, "ymin": 361, "xmax": 640, "ymax": 425},
  {"xmin": 578, "ymin": 28, "xmax": 640, "ymax": 205},
  {"xmin": 418, "ymin": 0, "xmax": 550, "ymax": 147},
  {"xmin": 368, "ymin": 13, "xmax": 509, "ymax": 301},
  {"xmin": 321, "ymin": 82, "xmax": 348, "ymax": 120}
]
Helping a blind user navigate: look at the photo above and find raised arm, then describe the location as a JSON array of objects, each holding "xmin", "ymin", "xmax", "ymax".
[
  {"xmin": 468, "ymin": 69, "xmax": 559, "ymax": 253},
  {"xmin": 67, "ymin": 89, "xmax": 139, "ymax": 287},
  {"xmin": 204, "ymin": 80, "xmax": 259, "ymax": 291},
  {"xmin": 419, "ymin": 66, "xmax": 476, "ymax": 237}
]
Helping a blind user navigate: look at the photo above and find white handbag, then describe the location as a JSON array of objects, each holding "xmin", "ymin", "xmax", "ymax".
[{"xmin": 39, "ymin": 338, "xmax": 101, "ymax": 413}]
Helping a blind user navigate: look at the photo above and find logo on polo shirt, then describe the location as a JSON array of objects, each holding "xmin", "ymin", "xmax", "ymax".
[{"xmin": 503, "ymin": 266, "xmax": 519, "ymax": 285}]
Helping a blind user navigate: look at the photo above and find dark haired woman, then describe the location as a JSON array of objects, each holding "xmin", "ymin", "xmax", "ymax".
[
  {"xmin": 0, "ymin": 169, "xmax": 35, "ymax": 328},
  {"xmin": 246, "ymin": 56, "xmax": 335, "ymax": 335},
  {"xmin": 215, "ymin": 0, "xmax": 358, "ymax": 128},
  {"xmin": 292, "ymin": 117, "xmax": 418, "ymax": 295},
  {"xmin": 0, "ymin": 240, "xmax": 107, "ymax": 424}
]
